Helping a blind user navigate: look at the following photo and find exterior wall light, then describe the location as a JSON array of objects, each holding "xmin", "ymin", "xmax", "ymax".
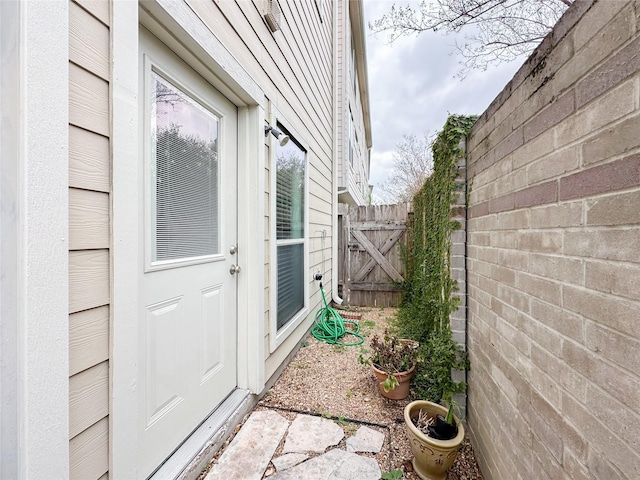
[{"xmin": 265, "ymin": 126, "xmax": 290, "ymax": 147}]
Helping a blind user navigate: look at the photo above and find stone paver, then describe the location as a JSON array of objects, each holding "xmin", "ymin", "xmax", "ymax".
[
  {"xmin": 207, "ymin": 410, "xmax": 388, "ymax": 479},
  {"xmin": 346, "ymin": 425, "xmax": 385, "ymax": 453},
  {"xmin": 206, "ymin": 410, "xmax": 289, "ymax": 480},
  {"xmin": 269, "ymin": 448, "xmax": 381, "ymax": 480},
  {"xmin": 271, "ymin": 453, "xmax": 309, "ymax": 471},
  {"xmin": 282, "ymin": 414, "xmax": 344, "ymax": 453}
]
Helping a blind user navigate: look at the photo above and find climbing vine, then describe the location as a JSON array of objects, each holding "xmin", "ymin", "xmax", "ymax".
[{"xmin": 396, "ymin": 114, "xmax": 477, "ymax": 402}]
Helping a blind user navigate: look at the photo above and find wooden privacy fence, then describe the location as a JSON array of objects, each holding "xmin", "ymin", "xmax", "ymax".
[{"xmin": 338, "ymin": 203, "xmax": 411, "ymax": 307}]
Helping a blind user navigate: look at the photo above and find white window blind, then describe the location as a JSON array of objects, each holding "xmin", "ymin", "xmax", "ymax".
[
  {"xmin": 277, "ymin": 243, "xmax": 304, "ymax": 329},
  {"xmin": 152, "ymin": 73, "xmax": 220, "ymax": 261}
]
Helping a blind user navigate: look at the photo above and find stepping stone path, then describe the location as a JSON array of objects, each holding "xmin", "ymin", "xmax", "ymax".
[
  {"xmin": 282, "ymin": 414, "xmax": 344, "ymax": 453},
  {"xmin": 206, "ymin": 410, "xmax": 289, "ymax": 480},
  {"xmin": 346, "ymin": 426, "xmax": 385, "ymax": 453},
  {"xmin": 270, "ymin": 448, "xmax": 381, "ymax": 480},
  {"xmin": 206, "ymin": 410, "xmax": 383, "ymax": 480},
  {"xmin": 271, "ymin": 453, "xmax": 309, "ymax": 472}
]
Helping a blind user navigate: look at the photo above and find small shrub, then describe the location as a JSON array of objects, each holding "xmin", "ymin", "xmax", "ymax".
[
  {"xmin": 358, "ymin": 330, "xmax": 418, "ymax": 373},
  {"xmin": 414, "ymin": 328, "xmax": 467, "ymax": 402},
  {"xmin": 359, "ymin": 330, "xmax": 418, "ymax": 392}
]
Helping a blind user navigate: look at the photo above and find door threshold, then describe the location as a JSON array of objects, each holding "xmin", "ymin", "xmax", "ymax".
[{"xmin": 149, "ymin": 388, "xmax": 256, "ymax": 480}]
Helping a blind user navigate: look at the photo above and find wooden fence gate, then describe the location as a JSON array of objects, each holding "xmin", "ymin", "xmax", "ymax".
[{"xmin": 338, "ymin": 203, "xmax": 410, "ymax": 307}]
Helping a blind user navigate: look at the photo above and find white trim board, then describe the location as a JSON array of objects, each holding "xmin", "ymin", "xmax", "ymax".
[
  {"xmin": 2, "ymin": 1, "xmax": 70, "ymax": 477},
  {"xmin": 110, "ymin": 0, "xmax": 140, "ymax": 477}
]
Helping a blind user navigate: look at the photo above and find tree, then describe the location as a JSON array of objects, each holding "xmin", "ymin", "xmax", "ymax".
[
  {"xmin": 375, "ymin": 133, "xmax": 434, "ymax": 204},
  {"xmin": 370, "ymin": 0, "xmax": 573, "ymax": 76}
]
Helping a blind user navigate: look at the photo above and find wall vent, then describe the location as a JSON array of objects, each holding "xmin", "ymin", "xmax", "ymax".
[{"xmin": 264, "ymin": 0, "xmax": 282, "ymax": 32}]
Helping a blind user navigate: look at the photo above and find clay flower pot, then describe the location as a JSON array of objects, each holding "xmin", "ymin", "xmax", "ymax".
[
  {"xmin": 372, "ymin": 363, "xmax": 415, "ymax": 400},
  {"xmin": 404, "ymin": 400, "xmax": 465, "ymax": 480}
]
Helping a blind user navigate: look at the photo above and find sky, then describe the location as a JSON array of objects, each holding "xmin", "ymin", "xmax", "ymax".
[{"xmin": 362, "ymin": 1, "xmax": 528, "ymax": 200}]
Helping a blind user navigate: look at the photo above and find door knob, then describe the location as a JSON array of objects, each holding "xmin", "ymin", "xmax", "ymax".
[
  {"xmin": 229, "ymin": 245, "xmax": 237, "ymax": 255},
  {"xmin": 229, "ymin": 264, "xmax": 241, "ymax": 275}
]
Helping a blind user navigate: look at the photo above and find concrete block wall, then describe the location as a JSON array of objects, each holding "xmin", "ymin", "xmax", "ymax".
[{"xmin": 465, "ymin": 1, "xmax": 640, "ymax": 478}]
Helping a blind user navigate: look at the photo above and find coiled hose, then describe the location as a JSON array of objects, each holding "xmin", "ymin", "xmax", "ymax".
[{"xmin": 311, "ymin": 281, "xmax": 364, "ymax": 346}]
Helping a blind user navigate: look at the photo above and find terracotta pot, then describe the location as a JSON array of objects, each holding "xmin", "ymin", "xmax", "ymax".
[
  {"xmin": 404, "ymin": 400, "xmax": 465, "ymax": 480},
  {"xmin": 372, "ymin": 363, "xmax": 415, "ymax": 400}
]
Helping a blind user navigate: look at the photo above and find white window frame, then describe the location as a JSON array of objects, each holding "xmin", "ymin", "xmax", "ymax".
[
  {"xmin": 141, "ymin": 57, "xmax": 226, "ymax": 272},
  {"xmin": 269, "ymin": 113, "xmax": 310, "ymax": 352}
]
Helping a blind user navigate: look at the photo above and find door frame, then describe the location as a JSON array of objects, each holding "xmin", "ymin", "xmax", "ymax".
[{"xmin": 111, "ymin": 2, "xmax": 265, "ymax": 477}]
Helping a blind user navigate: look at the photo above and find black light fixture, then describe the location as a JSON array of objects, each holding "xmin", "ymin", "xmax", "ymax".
[{"xmin": 264, "ymin": 125, "xmax": 290, "ymax": 147}]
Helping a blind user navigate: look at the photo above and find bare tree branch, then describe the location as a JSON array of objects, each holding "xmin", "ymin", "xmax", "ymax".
[
  {"xmin": 374, "ymin": 133, "xmax": 434, "ymax": 204},
  {"xmin": 369, "ymin": 0, "xmax": 573, "ymax": 77}
]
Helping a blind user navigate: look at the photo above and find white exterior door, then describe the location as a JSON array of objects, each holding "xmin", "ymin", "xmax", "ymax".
[{"xmin": 137, "ymin": 29, "xmax": 238, "ymax": 477}]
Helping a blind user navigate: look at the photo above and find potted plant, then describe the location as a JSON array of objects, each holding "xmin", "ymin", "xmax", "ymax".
[
  {"xmin": 404, "ymin": 400, "xmax": 464, "ymax": 480},
  {"xmin": 359, "ymin": 330, "xmax": 418, "ymax": 400},
  {"xmin": 427, "ymin": 402, "xmax": 458, "ymax": 440}
]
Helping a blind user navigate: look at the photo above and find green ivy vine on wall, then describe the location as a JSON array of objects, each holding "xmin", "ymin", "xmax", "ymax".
[{"xmin": 396, "ymin": 114, "xmax": 477, "ymax": 403}]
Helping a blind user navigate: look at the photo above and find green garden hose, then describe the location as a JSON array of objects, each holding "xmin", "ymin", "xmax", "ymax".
[{"xmin": 311, "ymin": 279, "xmax": 364, "ymax": 346}]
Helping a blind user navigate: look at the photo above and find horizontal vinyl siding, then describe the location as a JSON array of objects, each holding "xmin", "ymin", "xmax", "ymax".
[
  {"xmin": 335, "ymin": 0, "xmax": 345, "ymax": 188},
  {"xmin": 69, "ymin": 417, "xmax": 109, "ymax": 480},
  {"xmin": 68, "ymin": 1, "xmax": 111, "ymax": 479},
  {"xmin": 188, "ymin": 0, "xmax": 333, "ymax": 161},
  {"xmin": 184, "ymin": 0, "xmax": 335, "ymax": 376},
  {"xmin": 69, "ymin": 125, "xmax": 110, "ymax": 192},
  {"xmin": 69, "ymin": 306, "xmax": 109, "ymax": 377}
]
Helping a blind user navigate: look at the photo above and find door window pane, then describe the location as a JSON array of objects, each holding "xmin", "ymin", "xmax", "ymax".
[{"xmin": 152, "ymin": 73, "xmax": 220, "ymax": 261}]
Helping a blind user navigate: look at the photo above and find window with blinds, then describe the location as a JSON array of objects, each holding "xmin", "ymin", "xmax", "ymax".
[
  {"xmin": 274, "ymin": 127, "xmax": 306, "ymax": 329},
  {"xmin": 152, "ymin": 72, "xmax": 220, "ymax": 262},
  {"xmin": 277, "ymin": 243, "xmax": 304, "ymax": 329}
]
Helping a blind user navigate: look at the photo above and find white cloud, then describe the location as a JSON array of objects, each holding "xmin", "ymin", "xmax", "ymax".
[
  {"xmin": 363, "ymin": 0, "xmax": 526, "ymax": 188},
  {"xmin": 369, "ymin": 149, "xmax": 395, "ymax": 188}
]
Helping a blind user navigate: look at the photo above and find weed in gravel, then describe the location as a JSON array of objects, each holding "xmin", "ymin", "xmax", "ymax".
[
  {"xmin": 343, "ymin": 422, "xmax": 358, "ymax": 436},
  {"xmin": 360, "ymin": 320, "xmax": 377, "ymax": 337},
  {"xmin": 334, "ymin": 415, "xmax": 348, "ymax": 426},
  {"xmin": 318, "ymin": 409, "xmax": 332, "ymax": 419},
  {"xmin": 381, "ymin": 469, "xmax": 403, "ymax": 480}
]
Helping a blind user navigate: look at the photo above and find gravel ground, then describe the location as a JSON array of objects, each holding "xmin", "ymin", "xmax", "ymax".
[
  {"xmin": 203, "ymin": 307, "xmax": 483, "ymax": 479},
  {"xmin": 256, "ymin": 307, "xmax": 484, "ymax": 480}
]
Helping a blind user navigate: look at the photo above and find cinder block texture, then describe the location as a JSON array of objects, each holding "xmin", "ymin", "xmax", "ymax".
[{"xmin": 465, "ymin": 1, "xmax": 640, "ymax": 479}]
